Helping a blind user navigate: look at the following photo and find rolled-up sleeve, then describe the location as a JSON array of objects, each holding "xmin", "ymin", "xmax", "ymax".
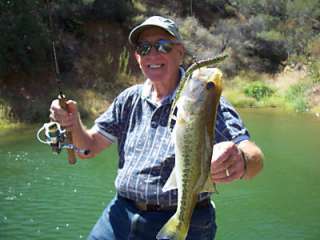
[{"xmin": 215, "ymin": 97, "xmax": 250, "ymax": 144}]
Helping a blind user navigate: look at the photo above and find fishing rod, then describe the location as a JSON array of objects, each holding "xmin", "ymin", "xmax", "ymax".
[{"xmin": 37, "ymin": 0, "xmax": 89, "ymax": 164}]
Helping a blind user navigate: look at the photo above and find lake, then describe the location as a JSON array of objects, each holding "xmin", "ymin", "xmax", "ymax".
[{"xmin": 0, "ymin": 109, "xmax": 319, "ymax": 239}]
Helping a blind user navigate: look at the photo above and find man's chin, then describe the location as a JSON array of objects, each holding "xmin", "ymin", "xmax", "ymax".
[{"xmin": 145, "ymin": 72, "xmax": 166, "ymax": 82}]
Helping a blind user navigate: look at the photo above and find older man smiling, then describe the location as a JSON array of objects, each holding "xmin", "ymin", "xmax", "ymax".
[{"xmin": 50, "ymin": 16, "xmax": 263, "ymax": 239}]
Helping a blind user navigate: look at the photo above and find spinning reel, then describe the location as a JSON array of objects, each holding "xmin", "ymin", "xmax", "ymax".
[{"xmin": 36, "ymin": 121, "xmax": 90, "ymax": 157}]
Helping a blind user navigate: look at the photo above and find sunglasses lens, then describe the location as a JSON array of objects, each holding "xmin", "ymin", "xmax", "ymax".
[
  {"xmin": 136, "ymin": 40, "xmax": 178, "ymax": 56},
  {"xmin": 155, "ymin": 40, "xmax": 174, "ymax": 54},
  {"xmin": 136, "ymin": 43, "xmax": 152, "ymax": 56}
]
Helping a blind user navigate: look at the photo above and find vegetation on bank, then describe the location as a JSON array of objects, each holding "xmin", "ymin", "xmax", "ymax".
[
  {"xmin": 0, "ymin": 0, "xmax": 319, "ymax": 128},
  {"xmin": 224, "ymin": 66, "xmax": 320, "ymax": 113}
]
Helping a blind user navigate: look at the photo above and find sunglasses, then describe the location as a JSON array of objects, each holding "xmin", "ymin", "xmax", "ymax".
[{"xmin": 135, "ymin": 39, "xmax": 180, "ymax": 56}]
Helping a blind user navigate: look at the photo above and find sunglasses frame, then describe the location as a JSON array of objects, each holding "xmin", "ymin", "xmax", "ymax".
[{"xmin": 135, "ymin": 39, "xmax": 181, "ymax": 56}]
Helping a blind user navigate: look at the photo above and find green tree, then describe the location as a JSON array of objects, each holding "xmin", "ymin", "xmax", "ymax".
[{"xmin": 0, "ymin": 0, "xmax": 50, "ymax": 76}]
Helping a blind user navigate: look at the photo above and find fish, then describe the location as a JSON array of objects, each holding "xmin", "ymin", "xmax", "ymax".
[{"xmin": 156, "ymin": 67, "xmax": 223, "ymax": 240}]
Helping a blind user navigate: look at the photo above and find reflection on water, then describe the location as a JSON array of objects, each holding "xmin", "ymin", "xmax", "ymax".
[
  {"xmin": 0, "ymin": 110, "xmax": 320, "ymax": 240},
  {"xmin": 0, "ymin": 128, "xmax": 117, "ymax": 240}
]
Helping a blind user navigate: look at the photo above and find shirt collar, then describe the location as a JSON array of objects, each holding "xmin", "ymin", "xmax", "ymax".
[{"xmin": 141, "ymin": 67, "xmax": 185, "ymax": 106}]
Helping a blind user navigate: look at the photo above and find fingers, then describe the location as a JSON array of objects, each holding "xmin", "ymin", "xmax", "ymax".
[
  {"xmin": 213, "ymin": 158, "xmax": 243, "ymax": 183},
  {"xmin": 211, "ymin": 142, "xmax": 237, "ymax": 173},
  {"xmin": 49, "ymin": 99, "xmax": 78, "ymax": 129},
  {"xmin": 65, "ymin": 100, "xmax": 78, "ymax": 113},
  {"xmin": 211, "ymin": 141, "xmax": 245, "ymax": 183}
]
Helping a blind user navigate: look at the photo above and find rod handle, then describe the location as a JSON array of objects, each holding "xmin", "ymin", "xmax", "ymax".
[{"xmin": 58, "ymin": 93, "xmax": 77, "ymax": 165}]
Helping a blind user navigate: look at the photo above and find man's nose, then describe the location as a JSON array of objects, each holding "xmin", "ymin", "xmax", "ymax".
[{"xmin": 148, "ymin": 45, "xmax": 160, "ymax": 56}]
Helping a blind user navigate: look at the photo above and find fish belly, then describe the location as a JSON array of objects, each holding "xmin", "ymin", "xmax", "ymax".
[{"xmin": 157, "ymin": 116, "xmax": 210, "ymax": 240}]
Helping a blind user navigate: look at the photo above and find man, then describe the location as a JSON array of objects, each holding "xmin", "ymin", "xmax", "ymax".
[{"xmin": 50, "ymin": 16, "xmax": 263, "ymax": 240}]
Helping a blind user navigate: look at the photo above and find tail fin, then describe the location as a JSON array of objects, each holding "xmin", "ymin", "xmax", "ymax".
[{"xmin": 156, "ymin": 214, "xmax": 188, "ymax": 240}]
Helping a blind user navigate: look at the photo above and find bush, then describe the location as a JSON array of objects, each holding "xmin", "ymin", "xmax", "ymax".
[
  {"xmin": 178, "ymin": 16, "xmax": 223, "ymax": 60},
  {"xmin": 285, "ymin": 83, "xmax": 309, "ymax": 112},
  {"xmin": 309, "ymin": 60, "xmax": 320, "ymax": 83},
  {"xmin": 244, "ymin": 81, "xmax": 275, "ymax": 101},
  {"xmin": 91, "ymin": 0, "xmax": 133, "ymax": 22}
]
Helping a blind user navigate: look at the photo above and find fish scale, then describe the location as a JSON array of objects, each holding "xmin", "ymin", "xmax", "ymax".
[{"xmin": 176, "ymin": 112, "xmax": 206, "ymax": 223}]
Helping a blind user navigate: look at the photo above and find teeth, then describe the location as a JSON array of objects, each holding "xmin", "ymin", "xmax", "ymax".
[{"xmin": 148, "ymin": 64, "xmax": 162, "ymax": 69}]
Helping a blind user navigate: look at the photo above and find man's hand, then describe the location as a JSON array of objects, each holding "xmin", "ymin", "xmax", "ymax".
[
  {"xmin": 49, "ymin": 99, "xmax": 79, "ymax": 130},
  {"xmin": 211, "ymin": 141, "xmax": 246, "ymax": 183}
]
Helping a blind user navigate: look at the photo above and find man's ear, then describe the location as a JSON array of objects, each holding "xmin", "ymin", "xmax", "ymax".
[
  {"xmin": 178, "ymin": 44, "xmax": 185, "ymax": 56},
  {"xmin": 134, "ymin": 51, "xmax": 141, "ymax": 64},
  {"xmin": 177, "ymin": 45, "xmax": 185, "ymax": 63}
]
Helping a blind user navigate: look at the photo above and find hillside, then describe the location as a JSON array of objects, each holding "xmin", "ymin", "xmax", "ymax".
[{"xmin": 0, "ymin": 0, "xmax": 319, "ymax": 126}]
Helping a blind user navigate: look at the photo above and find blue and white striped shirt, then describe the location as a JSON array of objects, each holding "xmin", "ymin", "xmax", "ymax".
[{"xmin": 94, "ymin": 77, "xmax": 250, "ymax": 206}]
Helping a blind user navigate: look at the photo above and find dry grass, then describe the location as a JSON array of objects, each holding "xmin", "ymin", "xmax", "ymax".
[
  {"xmin": 76, "ymin": 89, "xmax": 111, "ymax": 120},
  {"xmin": 308, "ymin": 84, "xmax": 320, "ymax": 112},
  {"xmin": 271, "ymin": 67, "xmax": 308, "ymax": 93}
]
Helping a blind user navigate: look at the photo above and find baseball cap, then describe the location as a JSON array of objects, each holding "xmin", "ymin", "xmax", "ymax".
[{"xmin": 128, "ymin": 16, "xmax": 182, "ymax": 45}]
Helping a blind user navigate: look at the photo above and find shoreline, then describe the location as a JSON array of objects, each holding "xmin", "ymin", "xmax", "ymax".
[{"xmin": 1, "ymin": 105, "xmax": 319, "ymax": 132}]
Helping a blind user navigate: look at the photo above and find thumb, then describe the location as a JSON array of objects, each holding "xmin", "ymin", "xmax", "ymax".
[{"xmin": 65, "ymin": 100, "xmax": 78, "ymax": 114}]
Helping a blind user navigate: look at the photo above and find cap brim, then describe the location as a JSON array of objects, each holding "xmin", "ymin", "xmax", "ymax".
[{"xmin": 128, "ymin": 24, "xmax": 177, "ymax": 46}]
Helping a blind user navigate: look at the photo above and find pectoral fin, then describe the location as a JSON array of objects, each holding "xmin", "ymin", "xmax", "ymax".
[
  {"xmin": 162, "ymin": 167, "xmax": 177, "ymax": 192},
  {"xmin": 200, "ymin": 175, "xmax": 216, "ymax": 193}
]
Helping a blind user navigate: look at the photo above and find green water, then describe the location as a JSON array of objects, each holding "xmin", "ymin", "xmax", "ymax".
[{"xmin": 0, "ymin": 109, "xmax": 319, "ymax": 239}]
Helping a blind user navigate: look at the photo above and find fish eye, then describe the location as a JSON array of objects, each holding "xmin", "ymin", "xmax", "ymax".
[{"xmin": 206, "ymin": 82, "xmax": 215, "ymax": 90}]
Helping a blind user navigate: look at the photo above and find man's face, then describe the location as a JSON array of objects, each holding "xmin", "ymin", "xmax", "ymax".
[{"xmin": 134, "ymin": 27, "xmax": 184, "ymax": 85}]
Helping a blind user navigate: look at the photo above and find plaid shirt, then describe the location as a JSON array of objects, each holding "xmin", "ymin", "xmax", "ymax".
[{"xmin": 93, "ymin": 74, "xmax": 250, "ymax": 206}]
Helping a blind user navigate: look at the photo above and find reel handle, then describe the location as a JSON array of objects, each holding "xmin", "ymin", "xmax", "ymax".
[{"xmin": 58, "ymin": 93, "xmax": 77, "ymax": 165}]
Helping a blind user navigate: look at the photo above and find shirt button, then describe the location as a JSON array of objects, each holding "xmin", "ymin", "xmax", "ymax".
[{"xmin": 151, "ymin": 121, "xmax": 157, "ymax": 128}]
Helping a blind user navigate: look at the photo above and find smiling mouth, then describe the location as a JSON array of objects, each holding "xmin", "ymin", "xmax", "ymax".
[{"xmin": 148, "ymin": 64, "xmax": 164, "ymax": 69}]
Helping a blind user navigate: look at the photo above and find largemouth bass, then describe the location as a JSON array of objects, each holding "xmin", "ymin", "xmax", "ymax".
[{"xmin": 156, "ymin": 67, "xmax": 223, "ymax": 240}]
